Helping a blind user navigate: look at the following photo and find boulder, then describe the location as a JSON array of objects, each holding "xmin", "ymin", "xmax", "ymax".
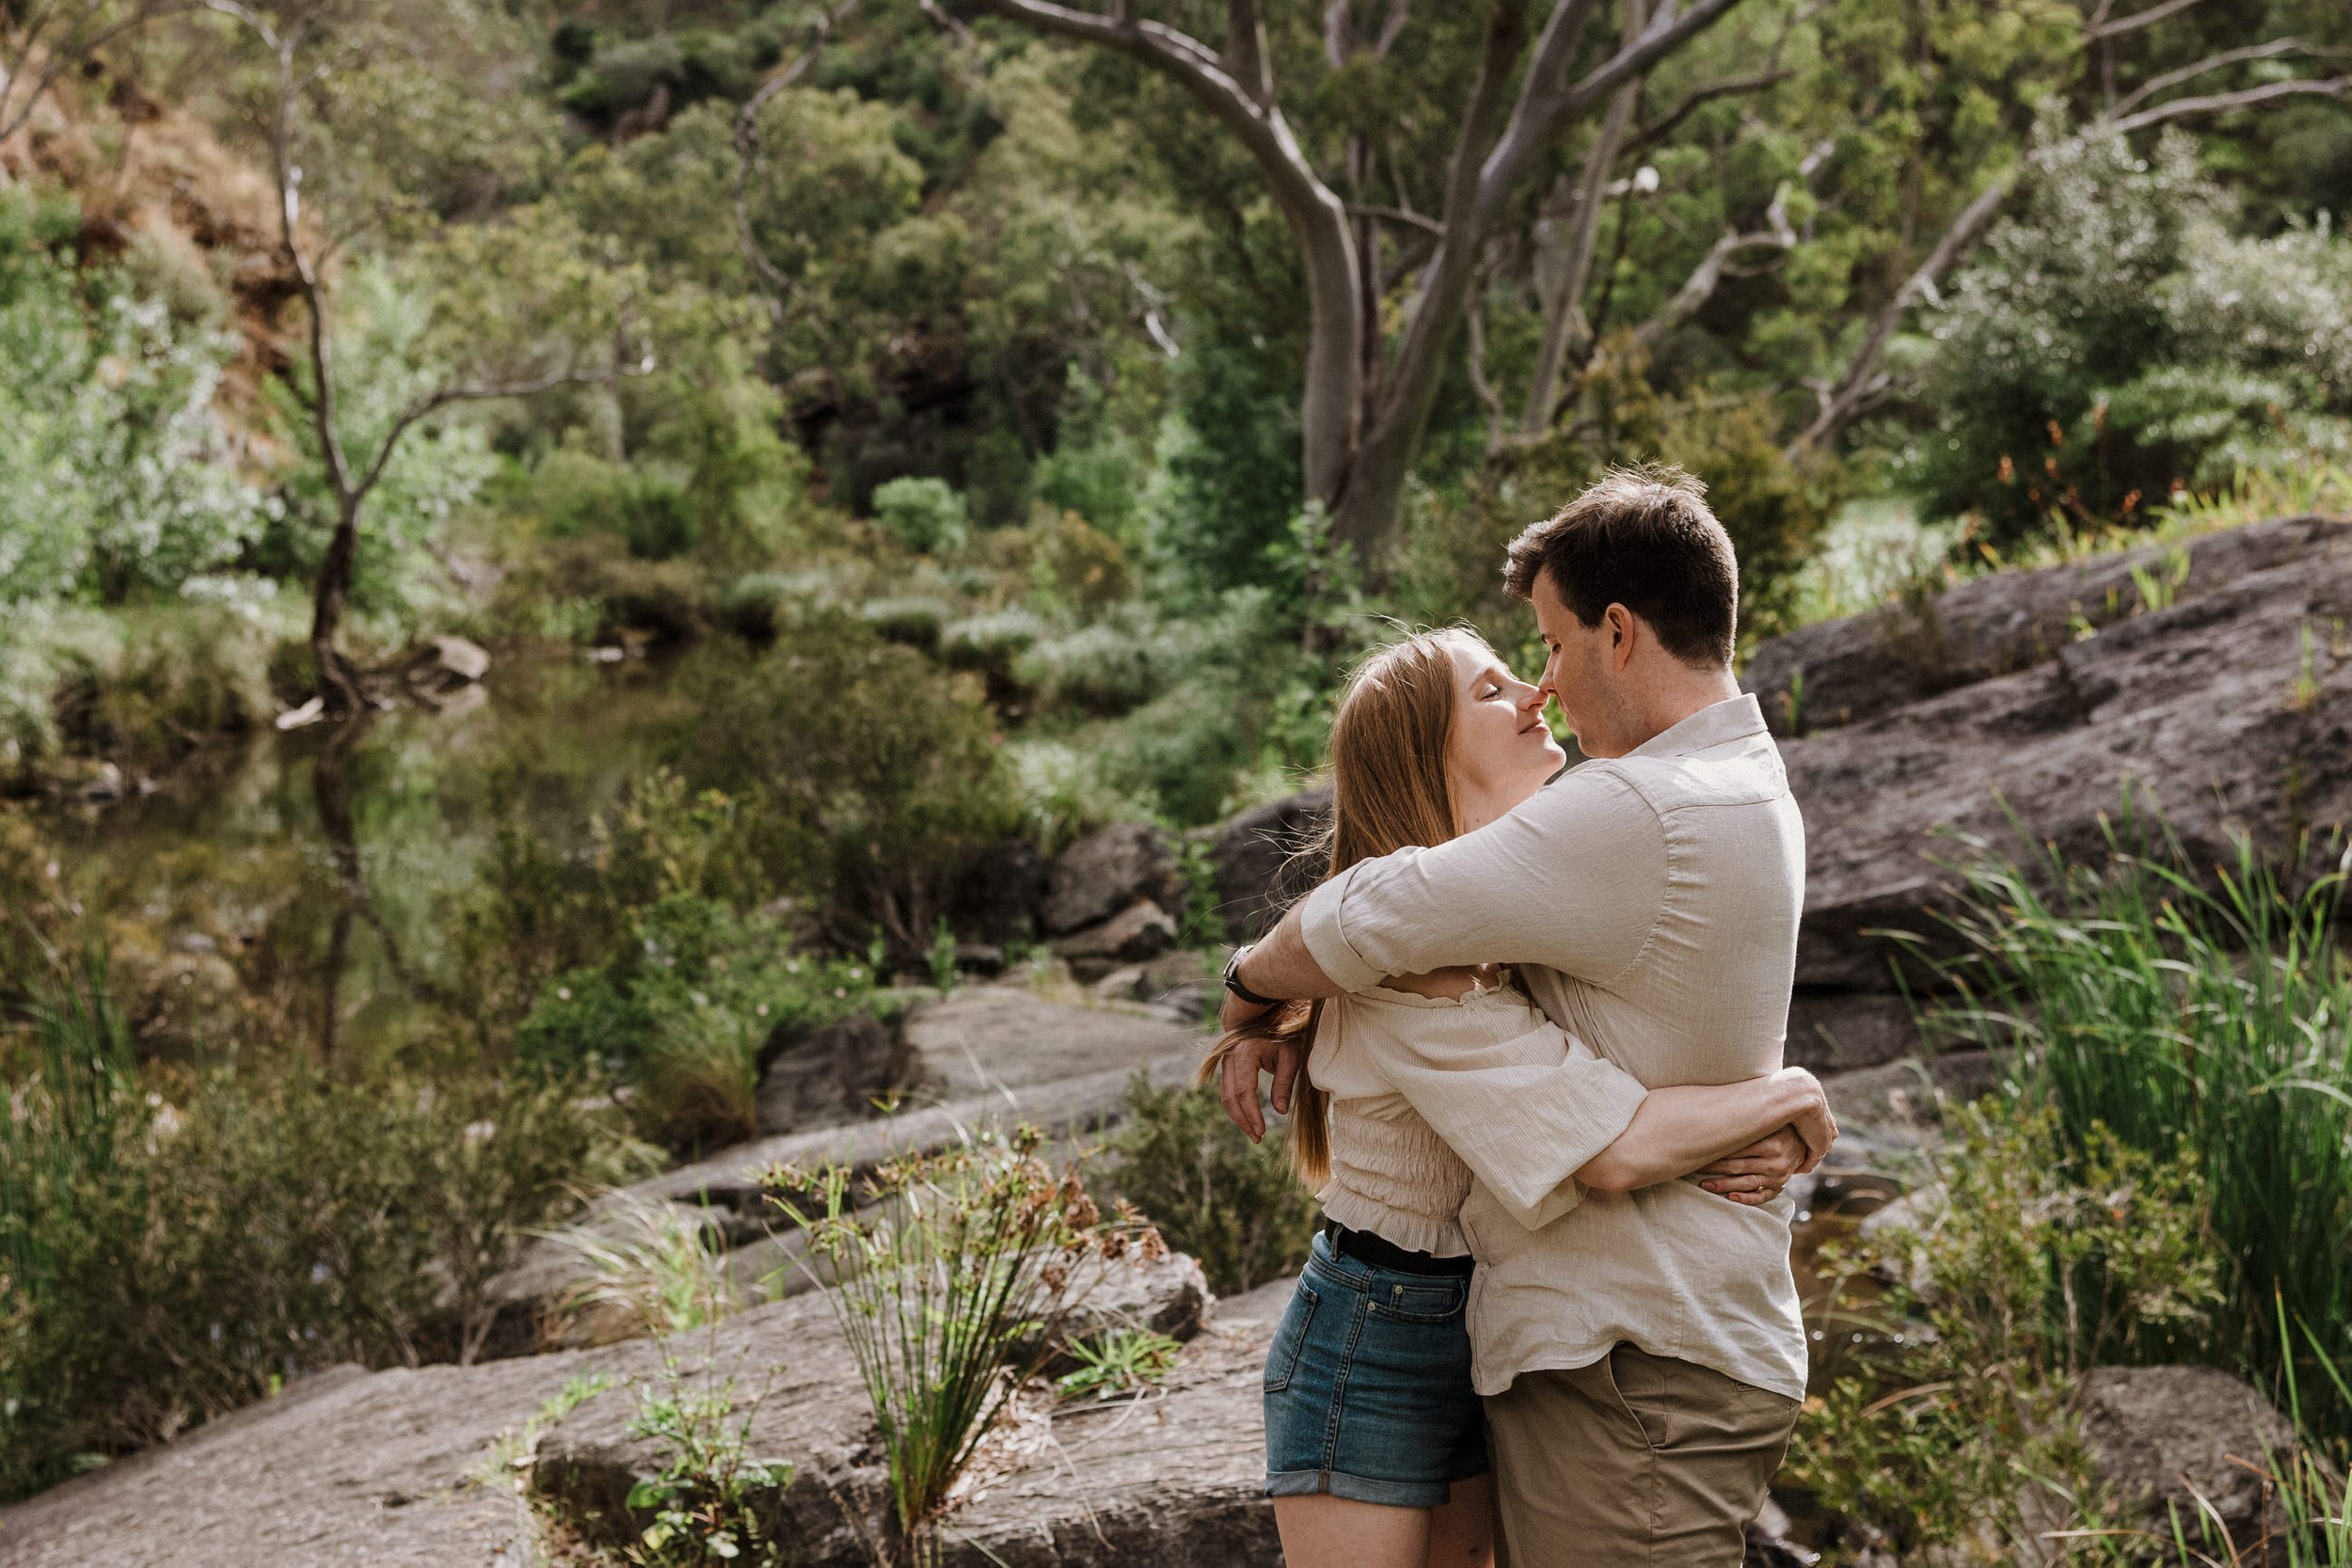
[
  {"xmin": 953, "ymin": 839, "xmax": 1049, "ymax": 947},
  {"xmin": 409, "ymin": 633, "xmax": 491, "ymax": 691},
  {"xmin": 1043, "ymin": 823, "xmax": 1178, "ymax": 936},
  {"xmin": 531, "ymin": 1251, "xmax": 1275, "ymax": 1568},
  {"xmin": 900, "ymin": 984, "xmax": 1203, "ymax": 1103},
  {"xmin": 1744, "ymin": 514, "xmax": 2346, "ymax": 737},
  {"xmin": 1051, "ymin": 899, "xmax": 1178, "ymax": 979},
  {"xmin": 1761, "ymin": 515, "xmax": 2352, "ymax": 1039},
  {"xmin": 1206, "ymin": 784, "xmax": 1333, "ymax": 940},
  {"xmin": 755, "ymin": 1010, "xmax": 918, "ymax": 1136},
  {"xmin": 2074, "ymin": 1365, "xmax": 2299, "ymax": 1558}
]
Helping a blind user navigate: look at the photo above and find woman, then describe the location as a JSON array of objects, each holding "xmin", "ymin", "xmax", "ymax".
[{"xmin": 1203, "ymin": 627, "xmax": 1831, "ymax": 1568}]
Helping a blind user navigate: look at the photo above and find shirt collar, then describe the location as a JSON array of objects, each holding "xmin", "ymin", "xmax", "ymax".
[{"xmin": 1624, "ymin": 692, "xmax": 1768, "ymax": 760}]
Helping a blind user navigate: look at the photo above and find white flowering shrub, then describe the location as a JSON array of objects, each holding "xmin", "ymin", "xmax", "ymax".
[
  {"xmin": 0, "ymin": 190, "xmax": 265, "ymax": 606},
  {"xmin": 1902, "ymin": 130, "xmax": 2352, "ymax": 544}
]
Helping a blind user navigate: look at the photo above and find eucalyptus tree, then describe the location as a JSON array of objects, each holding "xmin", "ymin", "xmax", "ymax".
[
  {"xmin": 199, "ymin": 0, "xmax": 650, "ymax": 717},
  {"xmin": 960, "ymin": 0, "xmax": 1770, "ymax": 572}
]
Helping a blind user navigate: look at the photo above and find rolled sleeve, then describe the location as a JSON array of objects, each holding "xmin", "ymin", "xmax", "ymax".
[{"xmin": 1297, "ymin": 864, "xmax": 1386, "ymax": 993}]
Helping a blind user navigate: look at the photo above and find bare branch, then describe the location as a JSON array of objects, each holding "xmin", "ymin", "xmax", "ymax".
[
  {"xmin": 2109, "ymin": 38, "xmax": 2312, "ymax": 119},
  {"xmin": 1347, "ymin": 200, "xmax": 1446, "ymax": 235},
  {"xmin": 351, "ymin": 353, "xmax": 656, "ymax": 508},
  {"xmin": 2086, "ymin": 0, "xmax": 2205, "ymax": 42},
  {"xmin": 733, "ymin": 0, "xmax": 863, "ymax": 301},
  {"xmin": 1621, "ymin": 67, "xmax": 1789, "ymax": 156},
  {"xmin": 2106, "ymin": 72, "xmax": 2351, "ymax": 135},
  {"xmin": 1559, "ymin": 0, "xmax": 1746, "ymax": 119}
]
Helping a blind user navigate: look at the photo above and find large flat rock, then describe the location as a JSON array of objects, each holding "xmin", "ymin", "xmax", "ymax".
[
  {"xmin": 0, "ymin": 1255, "xmax": 1264, "ymax": 1568},
  {"xmin": 1756, "ymin": 515, "xmax": 2352, "ymax": 1047}
]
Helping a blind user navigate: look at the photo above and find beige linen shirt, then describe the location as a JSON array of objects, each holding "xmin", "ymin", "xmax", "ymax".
[{"xmin": 1297, "ymin": 693, "xmax": 1808, "ymax": 1400}]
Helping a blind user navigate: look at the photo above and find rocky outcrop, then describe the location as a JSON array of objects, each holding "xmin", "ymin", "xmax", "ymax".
[
  {"xmin": 1043, "ymin": 823, "xmax": 1180, "ymax": 936},
  {"xmin": 1051, "ymin": 898, "xmax": 1178, "ymax": 979},
  {"xmin": 2072, "ymin": 1365, "xmax": 2299, "ymax": 1560},
  {"xmin": 1754, "ymin": 515, "xmax": 2352, "ymax": 1071},
  {"xmin": 755, "ymin": 1011, "xmax": 919, "ymax": 1136},
  {"xmin": 485, "ymin": 986, "xmax": 1210, "ymax": 1343},
  {"xmin": 531, "ymin": 1252, "xmax": 1272, "ymax": 1568},
  {"xmin": 0, "ymin": 1254, "xmax": 1274, "ymax": 1568},
  {"xmin": 1204, "ymin": 784, "xmax": 1332, "ymax": 940}
]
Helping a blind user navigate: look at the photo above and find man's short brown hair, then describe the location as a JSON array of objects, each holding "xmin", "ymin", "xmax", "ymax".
[{"xmin": 1502, "ymin": 465, "xmax": 1739, "ymax": 668}]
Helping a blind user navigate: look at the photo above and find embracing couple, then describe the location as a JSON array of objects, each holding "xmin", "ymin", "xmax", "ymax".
[{"xmin": 1210, "ymin": 466, "xmax": 1833, "ymax": 1568}]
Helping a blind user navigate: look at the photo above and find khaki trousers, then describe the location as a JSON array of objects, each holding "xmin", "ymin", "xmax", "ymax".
[{"xmin": 1485, "ymin": 1342, "xmax": 1800, "ymax": 1568}]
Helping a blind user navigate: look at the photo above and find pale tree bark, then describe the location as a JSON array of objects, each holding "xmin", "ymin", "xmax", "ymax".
[
  {"xmin": 1789, "ymin": 16, "xmax": 2350, "ymax": 460},
  {"xmin": 962, "ymin": 0, "xmax": 1746, "ymax": 576},
  {"xmin": 205, "ymin": 0, "xmax": 653, "ymax": 719}
]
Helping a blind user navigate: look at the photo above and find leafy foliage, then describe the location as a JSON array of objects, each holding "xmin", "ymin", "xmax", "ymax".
[{"xmin": 1103, "ymin": 1074, "xmax": 1318, "ymax": 1296}]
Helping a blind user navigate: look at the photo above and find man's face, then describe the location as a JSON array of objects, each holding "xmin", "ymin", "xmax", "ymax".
[{"xmin": 1531, "ymin": 568, "xmax": 1623, "ymax": 756}]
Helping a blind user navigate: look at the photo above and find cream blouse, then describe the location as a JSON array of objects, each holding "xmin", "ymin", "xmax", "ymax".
[{"xmin": 1308, "ymin": 974, "xmax": 1593, "ymax": 1258}]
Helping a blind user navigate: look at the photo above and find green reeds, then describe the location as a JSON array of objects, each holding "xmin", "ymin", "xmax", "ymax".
[
  {"xmin": 1923, "ymin": 818, "xmax": 2352, "ymax": 1442},
  {"xmin": 766, "ymin": 1129, "xmax": 1132, "ymax": 1567}
]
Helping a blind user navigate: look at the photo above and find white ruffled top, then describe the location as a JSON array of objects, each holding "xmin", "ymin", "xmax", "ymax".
[{"xmin": 1307, "ymin": 973, "xmax": 1550, "ymax": 1259}]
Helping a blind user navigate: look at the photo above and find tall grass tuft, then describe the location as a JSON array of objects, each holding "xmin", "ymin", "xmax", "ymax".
[
  {"xmin": 1923, "ymin": 818, "xmax": 2352, "ymax": 1440},
  {"xmin": 766, "ymin": 1129, "xmax": 1148, "ymax": 1566}
]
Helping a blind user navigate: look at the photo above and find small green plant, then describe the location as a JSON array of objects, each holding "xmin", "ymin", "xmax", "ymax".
[
  {"xmin": 1053, "ymin": 1328, "xmax": 1181, "ymax": 1402},
  {"xmin": 619, "ymin": 1354, "xmax": 792, "ymax": 1568},
  {"xmin": 2129, "ymin": 545, "xmax": 2192, "ymax": 615},
  {"xmin": 926, "ymin": 919, "xmax": 960, "ymax": 993},
  {"xmin": 476, "ymin": 1370, "xmax": 617, "ymax": 1491},
  {"xmin": 1174, "ymin": 837, "xmax": 1229, "ymax": 950},
  {"xmin": 1779, "ymin": 666, "xmax": 1804, "ymax": 736},
  {"xmin": 2293, "ymin": 620, "xmax": 2324, "ymax": 709},
  {"xmin": 766, "ymin": 1128, "xmax": 1151, "ymax": 1565},
  {"xmin": 1103, "ymin": 1074, "xmax": 1318, "ymax": 1295},
  {"xmin": 549, "ymin": 1198, "xmax": 740, "ymax": 1344}
]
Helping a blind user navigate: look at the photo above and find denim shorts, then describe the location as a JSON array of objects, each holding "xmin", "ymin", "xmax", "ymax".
[{"xmin": 1262, "ymin": 1229, "xmax": 1489, "ymax": 1508}]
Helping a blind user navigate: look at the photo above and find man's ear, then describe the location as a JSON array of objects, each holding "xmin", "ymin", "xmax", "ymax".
[{"xmin": 1604, "ymin": 604, "xmax": 1637, "ymax": 673}]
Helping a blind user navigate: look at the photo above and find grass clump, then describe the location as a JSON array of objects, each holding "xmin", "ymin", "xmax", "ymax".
[
  {"xmin": 767, "ymin": 1127, "xmax": 1158, "ymax": 1567},
  {"xmin": 1103, "ymin": 1073, "xmax": 1317, "ymax": 1295},
  {"xmin": 1922, "ymin": 820, "xmax": 2352, "ymax": 1442}
]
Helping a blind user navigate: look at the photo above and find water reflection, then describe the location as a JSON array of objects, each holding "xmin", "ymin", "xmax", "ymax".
[{"xmin": 38, "ymin": 651, "xmax": 700, "ymax": 1069}]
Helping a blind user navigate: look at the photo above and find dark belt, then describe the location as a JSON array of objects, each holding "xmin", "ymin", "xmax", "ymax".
[{"xmin": 1322, "ymin": 1216, "xmax": 1475, "ymax": 1277}]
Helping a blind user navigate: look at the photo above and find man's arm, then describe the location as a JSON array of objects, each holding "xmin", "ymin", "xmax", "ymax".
[{"xmin": 1219, "ymin": 769, "xmax": 1661, "ymax": 1139}]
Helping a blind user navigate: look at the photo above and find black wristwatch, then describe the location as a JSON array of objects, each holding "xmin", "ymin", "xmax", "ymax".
[{"xmin": 1222, "ymin": 943, "xmax": 1280, "ymax": 1007}]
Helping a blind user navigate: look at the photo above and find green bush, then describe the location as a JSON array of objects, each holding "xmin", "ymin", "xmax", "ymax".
[
  {"xmin": 1785, "ymin": 1097, "xmax": 2220, "ymax": 1559},
  {"xmin": 1014, "ymin": 610, "xmax": 1171, "ymax": 715},
  {"xmin": 531, "ymin": 449, "xmax": 701, "ymax": 561},
  {"xmin": 1905, "ymin": 131, "xmax": 2352, "ymax": 546},
  {"xmin": 1104, "ymin": 1075, "xmax": 1317, "ymax": 1296},
  {"xmin": 0, "ymin": 957, "xmax": 643, "ymax": 1497},
  {"xmin": 1924, "ymin": 821, "xmax": 2352, "ymax": 1442},
  {"xmin": 673, "ymin": 613, "xmax": 1020, "ymax": 961},
  {"xmin": 857, "ymin": 594, "xmax": 953, "ymax": 652},
  {"xmin": 870, "ymin": 476, "xmax": 969, "ymax": 556}
]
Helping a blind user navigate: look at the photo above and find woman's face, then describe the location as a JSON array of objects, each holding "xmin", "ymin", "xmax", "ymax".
[{"xmin": 1443, "ymin": 639, "xmax": 1565, "ymax": 823}]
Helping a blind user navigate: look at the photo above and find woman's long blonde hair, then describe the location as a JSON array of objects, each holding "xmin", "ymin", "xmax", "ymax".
[{"xmin": 1198, "ymin": 627, "xmax": 1488, "ymax": 1188}]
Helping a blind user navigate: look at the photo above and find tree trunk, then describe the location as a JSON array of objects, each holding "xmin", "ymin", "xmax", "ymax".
[{"xmin": 310, "ymin": 499, "xmax": 371, "ymax": 717}]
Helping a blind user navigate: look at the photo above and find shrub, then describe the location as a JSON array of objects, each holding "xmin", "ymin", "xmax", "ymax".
[
  {"xmin": 674, "ymin": 614, "xmax": 1020, "ymax": 961},
  {"xmin": 0, "ymin": 985, "xmax": 643, "ymax": 1497},
  {"xmin": 871, "ymin": 476, "xmax": 969, "ymax": 556},
  {"xmin": 1013, "ymin": 610, "xmax": 1170, "ymax": 715},
  {"xmin": 1785, "ymin": 1097, "xmax": 2221, "ymax": 1559},
  {"xmin": 531, "ymin": 449, "xmax": 701, "ymax": 561},
  {"xmin": 1103, "ymin": 1074, "xmax": 1317, "ymax": 1296},
  {"xmin": 857, "ymin": 594, "xmax": 953, "ymax": 652},
  {"xmin": 1923, "ymin": 821, "xmax": 2352, "ymax": 1441}
]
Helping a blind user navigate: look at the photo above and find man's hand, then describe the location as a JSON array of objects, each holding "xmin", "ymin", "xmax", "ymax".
[
  {"xmin": 1694, "ymin": 1127, "xmax": 1807, "ymax": 1205},
  {"xmin": 1215, "ymin": 999, "xmax": 1303, "ymax": 1143}
]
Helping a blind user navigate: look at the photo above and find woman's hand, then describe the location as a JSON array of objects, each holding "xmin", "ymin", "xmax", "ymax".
[{"xmin": 1694, "ymin": 1129, "xmax": 1807, "ymax": 1205}]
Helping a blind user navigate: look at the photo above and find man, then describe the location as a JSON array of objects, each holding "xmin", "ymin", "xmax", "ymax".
[{"xmin": 1217, "ymin": 466, "xmax": 1813, "ymax": 1566}]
